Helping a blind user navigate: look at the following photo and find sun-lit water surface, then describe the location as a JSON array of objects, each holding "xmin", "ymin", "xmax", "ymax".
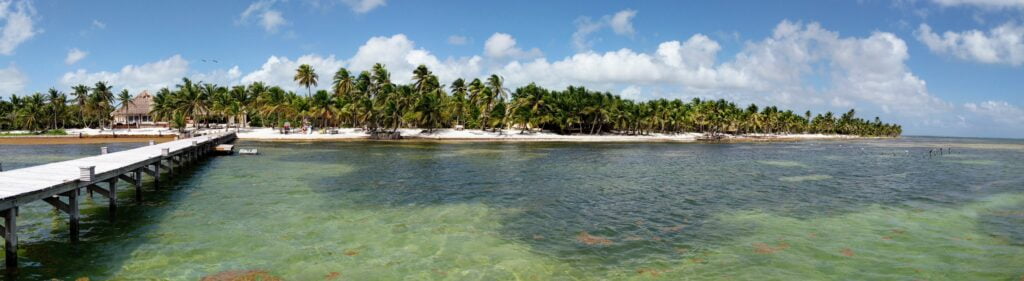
[{"xmin": 1, "ymin": 136, "xmax": 1023, "ymax": 280}]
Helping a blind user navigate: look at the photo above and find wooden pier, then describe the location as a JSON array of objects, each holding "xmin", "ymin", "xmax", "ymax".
[{"xmin": 0, "ymin": 132, "xmax": 236, "ymax": 271}]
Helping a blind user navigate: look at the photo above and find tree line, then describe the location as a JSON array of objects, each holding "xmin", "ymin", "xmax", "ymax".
[{"xmin": 0, "ymin": 63, "xmax": 901, "ymax": 137}]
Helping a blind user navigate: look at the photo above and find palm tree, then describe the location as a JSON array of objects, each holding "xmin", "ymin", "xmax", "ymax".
[
  {"xmin": 294, "ymin": 64, "xmax": 318, "ymax": 97},
  {"xmin": 482, "ymin": 75, "xmax": 507, "ymax": 130},
  {"xmin": 91, "ymin": 81, "xmax": 115, "ymax": 129},
  {"xmin": 174, "ymin": 78, "xmax": 208, "ymax": 129},
  {"xmin": 116, "ymin": 89, "xmax": 134, "ymax": 131},
  {"xmin": 332, "ymin": 67, "xmax": 354, "ymax": 99},
  {"xmin": 150, "ymin": 88, "xmax": 175, "ymax": 124},
  {"xmin": 18, "ymin": 93, "xmax": 45, "ymax": 132},
  {"xmin": 46, "ymin": 88, "xmax": 67, "ymax": 130},
  {"xmin": 71, "ymin": 84, "xmax": 90, "ymax": 127},
  {"xmin": 449, "ymin": 78, "xmax": 467, "ymax": 126}
]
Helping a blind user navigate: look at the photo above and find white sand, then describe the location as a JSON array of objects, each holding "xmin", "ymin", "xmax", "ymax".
[
  {"xmin": 65, "ymin": 127, "xmax": 179, "ymax": 136},
  {"xmin": 7, "ymin": 126, "xmax": 869, "ymax": 142},
  {"xmin": 231, "ymin": 127, "xmax": 865, "ymax": 142}
]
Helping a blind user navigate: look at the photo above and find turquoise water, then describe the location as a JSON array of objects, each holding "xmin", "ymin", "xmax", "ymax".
[{"xmin": 1, "ymin": 137, "xmax": 1023, "ymax": 280}]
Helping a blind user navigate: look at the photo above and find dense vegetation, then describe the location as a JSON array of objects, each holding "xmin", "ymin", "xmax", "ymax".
[{"xmin": 0, "ymin": 63, "xmax": 901, "ymax": 137}]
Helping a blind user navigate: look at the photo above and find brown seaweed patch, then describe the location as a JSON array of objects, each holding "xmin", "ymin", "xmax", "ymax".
[
  {"xmin": 344, "ymin": 249, "xmax": 360, "ymax": 256},
  {"xmin": 841, "ymin": 248, "xmax": 855, "ymax": 257},
  {"xmin": 324, "ymin": 272, "xmax": 341, "ymax": 280},
  {"xmin": 660, "ymin": 224, "xmax": 686, "ymax": 233},
  {"xmin": 636, "ymin": 268, "xmax": 663, "ymax": 277},
  {"xmin": 624, "ymin": 235, "xmax": 644, "ymax": 241},
  {"xmin": 201, "ymin": 270, "xmax": 283, "ymax": 281},
  {"xmin": 577, "ymin": 231, "xmax": 613, "ymax": 246},
  {"xmin": 753, "ymin": 242, "xmax": 790, "ymax": 254}
]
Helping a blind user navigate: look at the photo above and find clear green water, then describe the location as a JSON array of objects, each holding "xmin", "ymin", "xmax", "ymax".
[{"xmin": 1, "ymin": 137, "xmax": 1023, "ymax": 280}]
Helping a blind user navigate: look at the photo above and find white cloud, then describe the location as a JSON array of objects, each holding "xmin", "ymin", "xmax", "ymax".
[
  {"xmin": 65, "ymin": 48, "xmax": 87, "ymax": 65},
  {"xmin": 930, "ymin": 0, "xmax": 1024, "ymax": 8},
  {"xmin": 963, "ymin": 100, "xmax": 1024, "ymax": 124},
  {"xmin": 91, "ymin": 19, "xmax": 105, "ymax": 29},
  {"xmin": 242, "ymin": 54, "xmax": 345, "ymax": 90},
  {"xmin": 447, "ymin": 35, "xmax": 468, "ymax": 45},
  {"xmin": 484, "ymin": 32, "xmax": 541, "ymax": 59},
  {"xmin": 610, "ymin": 9, "xmax": 637, "ymax": 36},
  {"xmin": 341, "ymin": 0, "xmax": 386, "ymax": 13},
  {"xmin": 572, "ymin": 9, "xmax": 639, "ymax": 51},
  {"xmin": 0, "ymin": 63, "xmax": 26, "ymax": 95},
  {"xmin": 50, "ymin": 21, "xmax": 952, "ymax": 132},
  {"xmin": 0, "ymin": 0, "xmax": 37, "ymax": 55},
  {"xmin": 572, "ymin": 17, "xmax": 605, "ymax": 51},
  {"xmin": 240, "ymin": 34, "xmax": 483, "ymax": 90},
  {"xmin": 916, "ymin": 22, "xmax": 1024, "ymax": 66},
  {"xmin": 494, "ymin": 21, "xmax": 949, "ymax": 118},
  {"xmin": 59, "ymin": 55, "xmax": 242, "ymax": 92},
  {"xmin": 239, "ymin": 0, "xmax": 287, "ymax": 33}
]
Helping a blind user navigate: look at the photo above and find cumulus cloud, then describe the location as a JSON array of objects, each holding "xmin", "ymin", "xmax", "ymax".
[
  {"xmin": 447, "ymin": 35, "xmax": 468, "ymax": 45},
  {"xmin": 60, "ymin": 55, "xmax": 242, "ymax": 92},
  {"xmin": 916, "ymin": 22, "xmax": 1024, "ymax": 66},
  {"xmin": 65, "ymin": 48, "xmax": 87, "ymax": 65},
  {"xmin": 484, "ymin": 33, "xmax": 541, "ymax": 59},
  {"xmin": 343, "ymin": 34, "xmax": 482, "ymax": 85},
  {"xmin": 241, "ymin": 54, "xmax": 345, "ymax": 90},
  {"xmin": 341, "ymin": 0, "xmax": 386, "ymax": 13},
  {"xmin": 91, "ymin": 19, "xmax": 105, "ymax": 29},
  {"xmin": 0, "ymin": 0, "xmax": 37, "ymax": 55},
  {"xmin": 239, "ymin": 0, "xmax": 287, "ymax": 33},
  {"xmin": 573, "ymin": 9, "xmax": 639, "ymax": 51},
  {"xmin": 930, "ymin": 0, "xmax": 1024, "ymax": 8},
  {"xmin": 493, "ymin": 21, "xmax": 949, "ymax": 117},
  {"xmin": 53, "ymin": 21, "xmax": 950, "ymax": 128},
  {"xmin": 0, "ymin": 63, "xmax": 26, "ymax": 95},
  {"xmin": 610, "ymin": 9, "xmax": 637, "ymax": 36},
  {"xmin": 963, "ymin": 100, "xmax": 1024, "ymax": 124},
  {"xmin": 241, "ymin": 35, "xmax": 483, "ymax": 90}
]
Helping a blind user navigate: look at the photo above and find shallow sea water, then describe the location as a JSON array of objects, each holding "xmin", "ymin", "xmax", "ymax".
[{"xmin": 1, "ymin": 136, "xmax": 1022, "ymax": 280}]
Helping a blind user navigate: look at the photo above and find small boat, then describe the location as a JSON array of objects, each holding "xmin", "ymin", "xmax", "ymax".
[
  {"xmin": 215, "ymin": 144, "xmax": 235, "ymax": 155},
  {"xmin": 238, "ymin": 147, "xmax": 259, "ymax": 155}
]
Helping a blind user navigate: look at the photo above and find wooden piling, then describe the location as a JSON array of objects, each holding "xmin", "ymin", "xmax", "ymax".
[{"xmin": 2, "ymin": 209, "xmax": 15, "ymax": 271}]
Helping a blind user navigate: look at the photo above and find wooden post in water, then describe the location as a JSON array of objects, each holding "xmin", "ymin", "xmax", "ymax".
[
  {"xmin": 107, "ymin": 177, "xmax": 118, "ymax": 221},
  {"xmin": 67, "ymin": 189, "xmax": 80, "ymax": 243},
  {"xmin": 161, "ymin": 148, "xmax": 171, "ymax": 174},
  {"xmin": 70, "ymin": 166, "xmax": 93, "ymax": 242},
  {"xmin": 134, "ymin": 169, "xmax": 143, "ymax": 202},
  {"xmin": 101, "ymin": 147, "xmax": 108, "ymax": 154},
  {"xmin": 2, "ymin": 208, "xmax": 17, "ymax": 271}
]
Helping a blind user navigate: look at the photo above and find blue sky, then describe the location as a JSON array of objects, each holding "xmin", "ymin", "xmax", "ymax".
[{"xmin": 0, "ymin": 0, "xmax": 1022, "ymax": 137}]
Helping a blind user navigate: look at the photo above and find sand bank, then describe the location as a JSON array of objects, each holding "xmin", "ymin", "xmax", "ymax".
[{"xmin": 232, "ymin": 127, "xmax": 868, "ymax": 142}]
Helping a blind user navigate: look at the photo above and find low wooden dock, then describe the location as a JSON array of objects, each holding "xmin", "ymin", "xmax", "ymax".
[{"xmin": 0, "ymin": 132, "xmax": 236, "ymax": 271}]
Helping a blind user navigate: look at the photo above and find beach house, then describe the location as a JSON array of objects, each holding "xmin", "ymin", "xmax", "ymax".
[{"xmin": 110, "ymin": 90, "xmax": 165, "ymax": 128}]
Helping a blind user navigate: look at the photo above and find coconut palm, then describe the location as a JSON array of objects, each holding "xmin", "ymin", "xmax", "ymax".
[
  {"xmin": 294, "ymin": 64, "xmax": 318, "ymax": 97},
  {"xmin": 91, "ymin": 81, "xmax": 115, "ymax": 129},
  {"xmin": 116, "ymin": 89, "xmax": 134, "ymax": 131}
]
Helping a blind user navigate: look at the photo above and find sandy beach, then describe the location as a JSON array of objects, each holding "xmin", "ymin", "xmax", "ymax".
[
  {"xmin": 1, "ymin": 127, "xmax": 870, "ymax": 144},
  {"xmin": 230, "ymin": 127, "xmax": 868, "ymax": 142}
]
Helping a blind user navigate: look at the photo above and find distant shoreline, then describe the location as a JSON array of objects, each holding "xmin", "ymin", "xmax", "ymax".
[
  {"xmin": 0, "ymin": 127, "xmax": 881, "ymax": 144},
  {"xmin": 233, "ymin": 128, "xmax": 876, "ymax": 143}
]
